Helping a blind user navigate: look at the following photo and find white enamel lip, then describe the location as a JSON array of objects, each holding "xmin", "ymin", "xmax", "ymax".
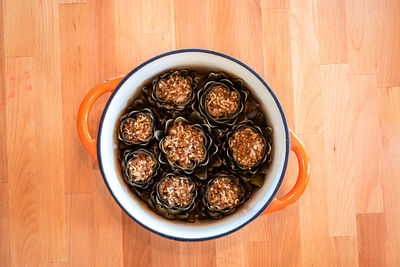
[{"xmin": 97, "ymin": 49, "xmax": 289, "ymax": 241}]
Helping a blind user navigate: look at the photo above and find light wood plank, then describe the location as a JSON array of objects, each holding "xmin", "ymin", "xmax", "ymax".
[
  {"xmin": 261, "ymin": 207, "xmax": 301, "ymax": 266},
  {"xmin": 180, "ymin": 241, "xmax": 216, "ymax": 267},
  {"xmin": 3, "ymin": 0, "xmax": 34, "ymax": 57},
  {"xmin": 380, "ymin": 87, "xmax": 400, "ymax": 239},
  {"xmin": 65, "ymin": 194, "xmax": 71, "ymax": 267},
  {"xmin": 216, "ymin": 234, "xmax": 245, "ymax": 267},
  {"xmin": 59, "ymin": 3, "xmax": 94, "ymax": 193},
  {"xmin": 0, "ymin": 184, "xmax": 11, "ymax": 267},
  {"xmin": 122, "ymin": 213, "xmax": 152, "ymax": 267},
  {"xmin": 2, "ymin": 0, "xmax": 400, "ymax": 266},
  {"xmin": 322, "ymin": 64, "xmax": 356, "ymax": 237},
  {"xmin": 174, "ymin": 0, "xmax": 207, "ymax": 48},
  {"xmin": 373, "ymin": 0, "xmax": 400, "ymax": 87},
  {"xmin": 44, "ymin": 263, "xmax": 68, "ymax": 267},
  {"xmin": 142, "ymin": 0, "xmax": 171, "ymax": 34},
  {"xmin": 86, "ymin": 0, "xmax": 120, "ymax": 167},
  {"xmin": 289, "ymin": 2, "xmax": 323, "ymax": 134},
  {"xmin": 60, "ymin": 0, "xmax": 86, "ymax": 4},
  {"xmin": 299, "ymin": 134, "xmax": 333, "ymax": 266},
  {"xmin": 150, "ymin": 234, "xmax": 180, "ymax": 267},
  {"xmin": 330, "ymin": 237, "xmax": 359, "ymax": 267},
  {"xmin": 5, "ymin": 57, "xmax": 42, "ymax": 267},
  {"xmin": 92, "ymin": 171, "xmax": 123, "ymax": 267},
  {"xmin": 264, "ymin": 0, "xmax": 288, "ymax": 9},
  {"xmin": 0, "ymin": 0, "xmax": 7, "ymax": 183},
  {"xmin": 32, "ymin": 0, "xmax": 67, "ymax": 261},
  {"xmin": 385, "ymin": 240, "xmax": 400, "ymax": 266},
  {"xmin": 69, "ymin": 194, "xmax": 94, "ymax": 267},
  {"xmin": 356, "ymin": 213, "xmax": 384, "ymax": 267},
  {"xmin": 114, "ymin": 0, "xmax": 172, "ymax": 73},
  {"xmin": 207, "ymin": 0, "xmax": 264, "ymax": 75},
  {"xmin": 316, "ymin": 0, "xmax": 348, "ymax": 64},
  {"xmin": 262, "ymin": 6, "xmax": 295, "ymax": 128},
  {"xmin": 244, "ymin": 242, "xmax": 273, "ymax": 267},
  {"xmin": 348, "ymin": 75, "xmax": 384, "ymax": 214},
  {"xmin": 345, "ymin": 0, "xmax": 376, "ymax": 75}
]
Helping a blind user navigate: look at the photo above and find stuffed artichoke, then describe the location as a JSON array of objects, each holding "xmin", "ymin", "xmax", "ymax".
[
  {"xmin": 118, "ymin": 109, "xmax": 157, "ymax": 146},
  {"xmin": 145, "ymin": 70, "xmax": 197, "ymax": 111},
  {"xmin": 148, "ymin": 173, "xmax": 197, "ymax": 220},
  {"xmin": 116, "ymin": 69, "xmax": 273, "ymax": 222},
  {"xmin": 223, "ymin": 120, "xmax": 272, "ymax": 183},
  {"xmin": 197, "ymin": 72, "xmax": 247, "ymax": 127},
  {"xmin": 158, "ymin": 116, "xmax": 218, "ymax": 179},
  {"xmin": 202, "ymin": 173, "xmax": 245, "ymax": 219},
  {"xmin": 120, "ymin": 149, "xmax": 159, "ymax": 189}
]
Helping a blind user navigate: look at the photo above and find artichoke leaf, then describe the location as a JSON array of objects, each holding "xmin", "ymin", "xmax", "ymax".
[
  {"xmin": 249, "ymin": 173, "xmax": 264, "ymax": 187},
  {"xmin": 209, "ymin": 153, "xmax": 222, "ymax": 168},
  {"xmin": 194, "ymin": 166, "xmax": 208, "ymax": 180}
]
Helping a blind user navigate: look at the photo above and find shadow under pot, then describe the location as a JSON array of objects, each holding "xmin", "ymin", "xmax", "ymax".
[
  {"xmin": 118, "ymin": 109, "xmax": 156, "ymax": 146},
  {"xmin": 148, "ymin": 174, "xmax": 197, "ymax": 220},
  {"xmin": 202, "ymin": 174, "xmax": 245, "ymax": 219},
  {"xmin": 120, "ymin": 149, "xmax": 159, "ymax": 189}
]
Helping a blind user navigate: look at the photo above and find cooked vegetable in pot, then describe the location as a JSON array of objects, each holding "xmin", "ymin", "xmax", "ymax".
[{"xmin": 117, "ymin": 70, "xmax": 272, "ymax": 222}]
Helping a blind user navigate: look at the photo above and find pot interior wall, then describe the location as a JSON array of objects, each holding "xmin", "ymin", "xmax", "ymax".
[{"xmin": 98, "ymin": 50, "xmax": 289, "ymax": 240}]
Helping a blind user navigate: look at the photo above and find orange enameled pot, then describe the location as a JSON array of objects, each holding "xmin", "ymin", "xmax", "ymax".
[{"xmin": 77, "ymin": 49, "xmax": 310, "ymax": 241}]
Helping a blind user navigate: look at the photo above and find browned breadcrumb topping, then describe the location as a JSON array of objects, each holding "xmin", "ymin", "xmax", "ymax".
[
  {"xmin": 127, "ymin": 152, "xmax": 156, "ymax": 183},
  {"xmin": 205, "ymin": 85, "xmax": 240, "ymax": 118},
  {"xmin": 162, "ymin": 121, "xmax": 206, "ymax": 168},
  {"xmin": 159, "ymin": 176, "xmax": 195, "ymax": 208},
  {"xmin": 156, "ymin": 73, "xmax": 192, "ymax": 106},
  {"xmin": 207, "ymin": 177, "xmax": 241, "ymax": 210},
  {"xmin": 228, "ymin": 126, "xmax": 265, "ymax": 168},
  {"xmin": 121, "ymin": 114, "xmax": 152, "ymax": 142}
]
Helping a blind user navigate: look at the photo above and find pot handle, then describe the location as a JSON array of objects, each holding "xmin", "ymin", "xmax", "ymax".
[
  {"xmin": 262, "ymin": 129, "xmax": 310, "ymax": 214},
  {"xmin": 77, "ymin": 76, "xmax": 125, "ymax": 160}
]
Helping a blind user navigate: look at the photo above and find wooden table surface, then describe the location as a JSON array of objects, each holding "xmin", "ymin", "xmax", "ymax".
[{"xmin": 1, "ymin": 0, "xmax": 399, "ymax": 266}]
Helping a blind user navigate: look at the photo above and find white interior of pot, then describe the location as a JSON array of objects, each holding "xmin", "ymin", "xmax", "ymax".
[{"xmin": 98, "ymin": 51, "xmax": 288, "ymax": 240}]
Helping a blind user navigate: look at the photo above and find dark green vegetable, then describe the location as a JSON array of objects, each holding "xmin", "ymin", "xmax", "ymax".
[{"xmin": 116, "ymin": 69, "xmax": 273, "ymax": 222}]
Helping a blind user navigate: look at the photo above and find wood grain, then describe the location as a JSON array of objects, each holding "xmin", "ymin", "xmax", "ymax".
[
  {"xmin": 32, "ymin": 0, "xmax": 67, "ymax": 261},
  {"xmin": 356, "ymin": 213, "xmax": 384, "ymax": 266},
  {"xmin": 6, "ymin": 57, "xmax": 43, "ymax": 267},
  {"xmin": 0, "ymin": 184, "xmax": 11, "ymax": 267},
  {"xmin": 299, "ymin": 134, "xmax": 333, "ymax": 266},
  {"xmin": 322, "ymin": 64, "xmax": 357, "ymax": 237},
  {"xmin": 69, "ymin": 194, "xmax": 94, "ymax": 267},
  {"xmin": 262, "ymin": 5, "xmax": 295, "ymax": 128},
  {"xmin": 345, "ymin": 0, "xmax": 376, "ymax": 75},
  {"xmin": 289, "ymin": 1, "xmax": 323, "ymax": 134},
  {"xmin": 373, "ymin": 0, "xmax": 400, "ymax": 87},
  {"xmin": 1, "ymin": 0, "xmax": 400, "ymax": 266},
  {"xmin": 380, "ymin": 87, "xmax": 400, "ymax": 239},
  {"xmin": 174, "ymin": 0, "xmax": 207, "ymax": 49},
  {"xmin": 316, "ymin": 0, "xmax": 348, "ymax": 64},
  {"xmin": 0, "ymin": 0, "xmax": 7, "ymax": 183},
  {"xmin": 59, "ymin": 3, "xmax": 94, "ymax": 194},
  {"xmin": 3, "ymin": 0, "xmax": 34, "ymax": 57},
  {"xmin": 92, "ymin": 171, "xmax": 123, "ymax": 267}
]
